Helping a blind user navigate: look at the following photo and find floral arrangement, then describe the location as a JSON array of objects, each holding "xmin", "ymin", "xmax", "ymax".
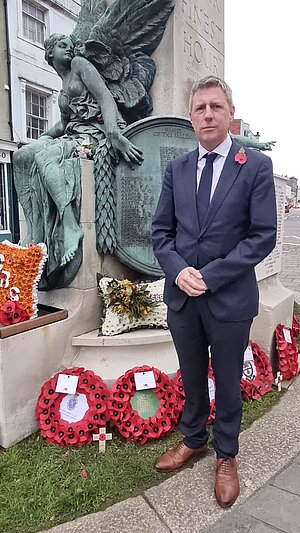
[
  {"xmin": 0, "ymin": 240, "xmax": 47, "ymax": 326},
  {"xmin": 275, "ymin": 324, "xmax": 299, "ymax": 380},
  {"xmin": 76, "ymin": 139, "xmax": 94, "ymax": 159},
  {"xmin": 108, "ymin": 365, "xmax": 181, "ymax": 444},
  {"xmin": 36, "ymin": 367, "xmax": 110, "ymax": 447},
  {"xmin": 101, "ymin": 278, "xmax": 156, "ymax": 320},
  {"xmin": 0, "ymin": 300, "xmax": 29, "ymax": 326},
  {"xmin": 240, "ymin": 341, "xmax": 273, "ymax": 401}
]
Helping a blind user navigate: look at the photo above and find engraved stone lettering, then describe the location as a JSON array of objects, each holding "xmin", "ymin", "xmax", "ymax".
[
  {"xmin": 181, "ymin": 0, "xmax": 223, "ymax": 46},
  {"xmin": 256, "ymin": 180, "xmax": 285, "ymax": 280}
]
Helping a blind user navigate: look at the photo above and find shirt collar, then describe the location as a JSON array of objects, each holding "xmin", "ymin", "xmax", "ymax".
[{"xmin": 198, "ymin": 134, "xmax": 232, "ymax": 160}]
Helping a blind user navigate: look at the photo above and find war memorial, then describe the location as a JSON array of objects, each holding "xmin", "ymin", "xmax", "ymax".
[{"xmin": 0, "ymin": 0, "xmax": 295, "ymax": 449}]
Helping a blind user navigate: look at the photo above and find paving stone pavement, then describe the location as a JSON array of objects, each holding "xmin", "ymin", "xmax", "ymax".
[
  {"xmin": 43, "ymin": 221, "xmax": 300, "ymax": 533},
  {"xmin": 279, "ymin": 243, "xmax": 300, "ymax": 302}
]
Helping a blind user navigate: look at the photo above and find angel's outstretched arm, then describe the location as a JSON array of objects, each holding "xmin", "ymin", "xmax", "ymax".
[{"xmin": 72, "ymin": 55, "xmax": 143, "ymax": 165}]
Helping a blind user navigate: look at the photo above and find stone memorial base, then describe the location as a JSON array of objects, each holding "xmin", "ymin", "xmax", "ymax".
[
  {"xmin": 251, "ymin": 274, "xmax": 294, "ymax": 370},
  {"xmin": 72, "ymin": 329, "xmax": 179, "ymax": 387}
]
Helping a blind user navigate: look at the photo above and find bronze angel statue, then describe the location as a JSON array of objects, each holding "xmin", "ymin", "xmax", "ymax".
[{"xmin": 13, "ymin": 0, "xmax": 175, "ymax": 289}]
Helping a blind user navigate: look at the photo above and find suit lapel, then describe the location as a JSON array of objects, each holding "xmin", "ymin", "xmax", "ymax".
[
  {"xmin": 182, "ymin": 148, "xmax": 200, "ymax": 232},
  {"xmin": 199, "ymin": 140, "xmax": 243, "ymax": 236}
]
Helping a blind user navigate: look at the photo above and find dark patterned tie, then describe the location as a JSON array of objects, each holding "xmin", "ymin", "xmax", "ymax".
[{"xmin": 197, "ymin": 152, "xmax": 218, "ymax": 228}]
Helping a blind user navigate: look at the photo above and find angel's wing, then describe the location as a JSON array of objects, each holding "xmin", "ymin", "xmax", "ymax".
[
  {"xmin": 83, "ymin": 0, "xmax": 175, "ymax": 122},
  {"xmin": 71, "ymin": 0, "xmax": 108, "ymax": 45}
]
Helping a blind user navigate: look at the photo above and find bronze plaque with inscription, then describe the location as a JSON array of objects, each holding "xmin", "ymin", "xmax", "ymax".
[{"xmin": 114, "ymin": 116, "xmax": 197, "ymax": 276}]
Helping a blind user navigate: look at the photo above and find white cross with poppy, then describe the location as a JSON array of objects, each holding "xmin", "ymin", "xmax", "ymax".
[
  {"xmin": 275, "ymin": 371, "xmax": 283, "ymax": 392},
  {"xmin": 93, "ymin": 426, "xmax": 112, "ymax": 452}
]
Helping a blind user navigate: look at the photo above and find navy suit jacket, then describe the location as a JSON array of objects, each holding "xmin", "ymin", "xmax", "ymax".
[{"xmin": 152, "ymin": 139, "xmax": 277, "ymax": 322}]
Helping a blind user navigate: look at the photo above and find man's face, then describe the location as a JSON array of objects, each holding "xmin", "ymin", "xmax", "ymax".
[{"xmin": 189, "ymin": 86, "xmax": 235, "ymax": 151}]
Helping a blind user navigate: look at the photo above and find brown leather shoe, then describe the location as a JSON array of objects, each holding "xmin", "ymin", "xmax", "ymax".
[
  {"xmin": 214, "ymin": 458, "xmax": 240, "ymax": 508},
  {"xmin": 155, "ymin": 441, "xmax": 208, "ymax": 472}
]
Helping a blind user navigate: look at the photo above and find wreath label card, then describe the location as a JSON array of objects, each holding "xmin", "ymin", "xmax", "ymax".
[
  {"xmin": 283, "ymin": 328, "xmax": 292, "ymax": 343},
  {"xmin": 208, "ymin": 377, "xmax": 215, "ymax": 401},
  {"xmin": 244, "ymin": 345, "xmax": 254, "ymax": 361},
  {"xmin": 134, "ymin": 370, "xmax": 156, "ymax": 390},
  {"xmin": 56, "ymin": 374, "xmax": 79, "ymax": 395},
  {"xmin": 59, "ymin": 393, "xmax": 89, "ymax": 423}
]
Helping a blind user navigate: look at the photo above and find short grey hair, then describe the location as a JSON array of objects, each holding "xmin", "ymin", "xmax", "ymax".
[{"xmin": 189, "ymin": 76, "xmax": 234, "ymax": 111}]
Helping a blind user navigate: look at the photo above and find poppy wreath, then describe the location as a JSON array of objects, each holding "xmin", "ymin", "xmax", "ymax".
[
  {"xmin": 240, "ymin": 341, "xmax": 273, "ymax": 401},
  {"xmin": 36, "ymin": 367, "xmax": 110, "ymax": 446},
  {"xmin": 173, "ymin": 369, "xmax": 185, "ymax": 415},
  {"xmin": 275, "ymin": 325, "xmax": 299, "ymax": 380},
  {"xmin": 173, "ymin": 364, "xmax": 216, "ymax": 425},
  {"xmin": 292, "ymin": 314, "xmax": 300, "ymax": 338},
  {"xmin": 108, "ymin": 365, "xmax": 181, "ymax": 444}
]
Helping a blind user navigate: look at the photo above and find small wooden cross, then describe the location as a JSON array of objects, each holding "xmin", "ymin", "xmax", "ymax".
[
  {"xmin": 275, "ymin": 372, "xmax": 283, "ymax": 392},
  {"xmin": 93, "ymin": 427, "xmax": 112, "ymax": 452}
]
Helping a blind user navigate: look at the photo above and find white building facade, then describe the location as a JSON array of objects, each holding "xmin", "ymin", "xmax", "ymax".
[{"xmin": 2, "ymin": 0, "xmax": 80, "ymax": 242}]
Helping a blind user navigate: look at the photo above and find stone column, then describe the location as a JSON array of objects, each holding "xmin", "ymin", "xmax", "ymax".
[{"xmin": 151, "ymin": 0, "xmax": 224, "ymax": 116}]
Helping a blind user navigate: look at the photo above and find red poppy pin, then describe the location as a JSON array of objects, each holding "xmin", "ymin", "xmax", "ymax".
[{"xmin": 235, "ymin": 147, "xmax": 248, "ymax": 165}]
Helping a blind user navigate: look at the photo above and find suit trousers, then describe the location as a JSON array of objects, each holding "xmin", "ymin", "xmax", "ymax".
[{"xmin": 167, "ymin": 295, "xmax": 252, "ymax": 458}]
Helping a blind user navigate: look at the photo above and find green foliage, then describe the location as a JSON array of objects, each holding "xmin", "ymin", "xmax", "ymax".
[{"xmin": 0, "ymin": 391, "xmax": 282, "ymax": 533}]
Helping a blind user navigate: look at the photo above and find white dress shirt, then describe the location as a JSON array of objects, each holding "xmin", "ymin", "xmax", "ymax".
[{"xmin": 197, "ymin": 134, "xmax": 232, "ymax": 200}]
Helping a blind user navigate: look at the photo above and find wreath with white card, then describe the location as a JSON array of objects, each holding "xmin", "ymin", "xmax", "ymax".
[
  {"xmin": 240, "ymin": 341, "xmax": 273, "ymax": 400},
  {"xmin": 108, "ymin": 365, "xmax": 181, "ymax": 444},
  {"xmin": 36, "ymin": 367, "xmax": 110, "ymax": 446},
  {"xmin": 275, "ymin": 324, "xmax": 299, "ymax": 380}
]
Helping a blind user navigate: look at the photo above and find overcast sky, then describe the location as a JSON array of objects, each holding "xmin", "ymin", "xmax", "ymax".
[{"xmin": 224, "ymin": 0, "xmax": 298, "ymax": 180}]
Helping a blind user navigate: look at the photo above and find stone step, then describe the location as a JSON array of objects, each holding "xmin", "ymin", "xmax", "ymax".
[{"xmin": 71, "ymin": 328, "xmax": 179, "ymax": 385}]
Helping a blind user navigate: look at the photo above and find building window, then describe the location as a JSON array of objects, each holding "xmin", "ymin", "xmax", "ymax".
[
  {"xmin": 22, "ymin": 0, "xmax": 45, "ymax": 45},
  {"xmin": 26, "ymin": 88, "xmax": 48, "ymax": 139}
]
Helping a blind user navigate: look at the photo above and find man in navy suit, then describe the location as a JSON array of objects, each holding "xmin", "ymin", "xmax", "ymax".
[{"xmin": 152, "ymin": 76, "xmax": 277, "ymax": 508}]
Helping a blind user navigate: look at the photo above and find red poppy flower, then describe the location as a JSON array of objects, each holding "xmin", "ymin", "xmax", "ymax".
[
  {"xmin": 234, "ymin": 148, "xmax": 248, "ymax": 165},
  {"xmin": 43, "ymin": 424, "xmax": 60, "ymax": 440},
  {"xmin": 53, "ymin": 430, "xmax": 66, "ymax": 445},
  {"xmin": 112, "ymin": 390, "xmax": 130, "ymax": 403}
]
